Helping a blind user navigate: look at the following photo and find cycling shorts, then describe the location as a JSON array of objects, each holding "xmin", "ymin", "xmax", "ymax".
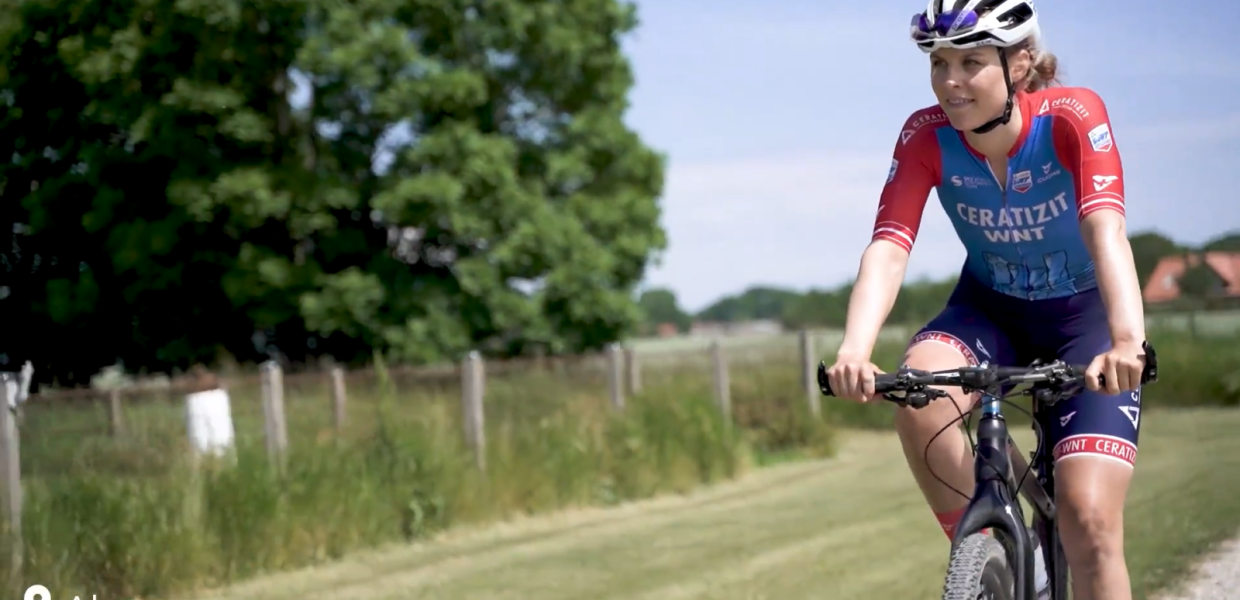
[{"xmin": 908, "ymin": 268, "xmax": 1142, "ymax": 468}]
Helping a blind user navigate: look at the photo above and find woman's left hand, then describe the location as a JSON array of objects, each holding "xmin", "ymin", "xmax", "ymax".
[{"xmin": 1085, "ymin": 340, "xmax": 1147, "ymax": 395}]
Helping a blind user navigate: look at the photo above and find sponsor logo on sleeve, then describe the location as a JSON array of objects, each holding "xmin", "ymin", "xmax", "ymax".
[{"xmin": 1088, "ymin": 123, "xmax": 1113, "ymax": 152}]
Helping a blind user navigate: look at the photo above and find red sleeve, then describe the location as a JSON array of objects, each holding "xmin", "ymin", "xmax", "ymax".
[
  {"xmin": 871, "ymin": 110, "xmax": 942, "ymax": 253},
  {"xmin": 1049, "ymin": 88, "xmax": 1125, "ymax": 220}
]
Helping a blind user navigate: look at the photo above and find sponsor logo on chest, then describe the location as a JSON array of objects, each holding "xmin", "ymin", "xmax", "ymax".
[{"xmin": 955, "ymin": 192, "xmax": 1072, "ymax": 243}]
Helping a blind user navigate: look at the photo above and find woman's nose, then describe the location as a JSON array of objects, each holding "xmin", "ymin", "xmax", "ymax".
[{"xmin": 940, "ymin": 68, "xmax": 966, "ymax": 88}]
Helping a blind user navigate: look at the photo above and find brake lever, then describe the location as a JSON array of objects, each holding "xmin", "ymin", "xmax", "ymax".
[
  {"xmin": 889, "ymin": 386, "xmax": 949, "ymax": 409},
  {"xmin": 896, "ymin": 391, "xmax": 930, "ymax": 408}
]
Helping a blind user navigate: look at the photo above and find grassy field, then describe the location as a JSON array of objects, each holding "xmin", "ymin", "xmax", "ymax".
[
  {"xmin": 184, "ymin": 407, "xmax": 1240, "ymax": 600},
  {"xmin": 12, "ymin": 326, "xmax": 1239, "ymax": 598}
]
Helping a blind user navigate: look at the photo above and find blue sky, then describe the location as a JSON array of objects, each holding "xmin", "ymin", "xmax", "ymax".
[{"xmin": 621, "ymin": 0, "xmax": 1240, "ymax": 312}]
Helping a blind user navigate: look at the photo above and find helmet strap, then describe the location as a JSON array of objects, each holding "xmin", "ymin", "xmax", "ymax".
[{"xmin": 970, "ymin": 48, "xmax": 1015, "ymax": 135}]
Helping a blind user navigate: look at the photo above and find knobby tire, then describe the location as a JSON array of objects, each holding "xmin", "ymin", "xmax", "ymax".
[{"xmin": 941, "ymin": 532, "xmax": 1015, "ymax": 600}]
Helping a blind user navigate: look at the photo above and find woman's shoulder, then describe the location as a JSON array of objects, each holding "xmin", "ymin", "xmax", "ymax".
[
  {"xmin": 1025, "ymin": 86, "xmax": 1110, "ymax": 120},
  {"xmin": 895, "ymin": 104, "xmax": 952, "ymax": 147}
]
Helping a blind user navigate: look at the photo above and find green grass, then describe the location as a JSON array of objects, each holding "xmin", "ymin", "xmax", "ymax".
[
  {"xmin": 9, "ymin": 327, "xmax": 1240, "ymax": 598},
  {"xmin": 1122, "ymin": 407, "xmax": 1240, "ymax": 598},
  {"xmin": 7, "ymin": 349, "xmax": 836, "ymax": 599},
  {"xmin": 181, "ymin": 408, "xmax": 1240, "ymax": 600}
]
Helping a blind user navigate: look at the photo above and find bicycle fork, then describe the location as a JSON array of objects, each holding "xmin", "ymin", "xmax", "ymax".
[{"xmin": 952, "ymin": 392, "xmax": 1039, "ymax": 600}]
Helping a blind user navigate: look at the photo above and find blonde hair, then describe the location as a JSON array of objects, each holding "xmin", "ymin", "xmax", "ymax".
[{"xmin": 1010, "ymin": 38, "xmax": 1060, "ymax": 92}]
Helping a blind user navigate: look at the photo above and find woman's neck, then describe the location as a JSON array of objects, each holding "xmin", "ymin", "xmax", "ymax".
[{"xmin": 963, "ymin": 100, "xmax": 1024, "ymax": 161}]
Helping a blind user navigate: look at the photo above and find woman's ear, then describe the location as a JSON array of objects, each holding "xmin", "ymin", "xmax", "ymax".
[{"xmin": 1011, "ymin": 48, "xmax": 1034, "ymax": 82}]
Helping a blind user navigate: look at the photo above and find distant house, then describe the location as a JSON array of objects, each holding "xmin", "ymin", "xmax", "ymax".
[
  {"xmin": 688, "ymin": 319, "xmax": 783, "ymax": 338},
  {"xmin": 1143, "ymin": 252, "xmax": 1240, "ymax": 303},
  {"xmin": 655, "ymin": 322, "xmax": 680, "ymax": 338},
  {"xmin": 688, "ymin": 321, "xmax": 728, "ymax": 338},
  {"xmin": 727, "ymin": 319, "xmax": 784, "ymax": 336}
]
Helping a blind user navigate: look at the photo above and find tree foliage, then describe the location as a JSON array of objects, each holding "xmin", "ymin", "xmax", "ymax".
[
  {"xmin": 636, "ymin": 287, "xmax": 690, "ymax": 334},
  {"xmin": 696, "ymin": 286, "xmax": 801, "ymax": 323},
  {"xmin": 1203, "ymin": 230, "xmax": 1240, "ymax": 253},
  {"xmin": 0, "ymin": 0, "xmax": 665, "ymax": 385},
  {"xmin": 1179, "ymin": 256, "xmax": 1224, "ymax": 299},
  {"xmin": 1128, "ymin": 231, "xmax": 1185, "ymax": 288}
]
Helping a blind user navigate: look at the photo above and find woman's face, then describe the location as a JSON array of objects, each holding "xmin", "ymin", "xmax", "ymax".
[{"xmin": 930, "ymin": 46, "xmax": 1029, "ymax": 130}]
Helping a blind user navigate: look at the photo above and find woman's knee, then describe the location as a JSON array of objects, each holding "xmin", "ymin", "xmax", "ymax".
[
  {"xmin": 1056, "ymin": 458, "xmax": 1130, "ymax": 568},
  {"xmin": 892, "ymin": 339, "xmax": 976, "ymax": 435}
]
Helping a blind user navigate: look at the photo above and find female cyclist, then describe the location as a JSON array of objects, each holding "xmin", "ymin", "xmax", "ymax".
[{"xmin": 824, "ymin": 1, "xmax": 1149, "ymax": 599}]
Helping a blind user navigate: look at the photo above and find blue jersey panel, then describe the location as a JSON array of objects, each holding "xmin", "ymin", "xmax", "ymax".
[{"xmin": 933, "ymin": 116, "xmax": 1098, "ymax": 300}]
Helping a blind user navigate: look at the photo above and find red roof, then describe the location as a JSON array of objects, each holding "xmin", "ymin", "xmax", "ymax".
[{"xmin": 1142, "ymin": 252, "xmax": 1240, "ymax": 303}]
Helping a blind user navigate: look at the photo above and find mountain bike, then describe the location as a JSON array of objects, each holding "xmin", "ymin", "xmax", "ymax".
[{"xmin": 816, "ymin": 341, "xmax": 1158, "ymax": 600}]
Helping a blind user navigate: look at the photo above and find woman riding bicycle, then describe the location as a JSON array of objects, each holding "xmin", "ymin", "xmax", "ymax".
[{"xmin": 825, "ymin": 1, "xmax": 1149, "ymax": 599}]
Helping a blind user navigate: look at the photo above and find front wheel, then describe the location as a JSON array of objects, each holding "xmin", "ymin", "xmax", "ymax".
[{"xmin": 941, "ymin": 532, "xmax": 1014, "ymax": 600}]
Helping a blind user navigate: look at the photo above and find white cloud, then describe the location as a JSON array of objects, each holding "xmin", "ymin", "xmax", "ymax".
[{"xmin": 644, "ymin": 153, "xmax": 966, "ymax": 311}]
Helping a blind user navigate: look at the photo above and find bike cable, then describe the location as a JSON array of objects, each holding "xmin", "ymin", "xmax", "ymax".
[{"xmin": 922, "ymin": 390, "xmax": 1044, "ymax": 503}]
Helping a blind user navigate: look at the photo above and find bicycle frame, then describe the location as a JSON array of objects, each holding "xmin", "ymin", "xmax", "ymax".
[{"xmin": 954, "ymin": 388, "xmax": 1068, "ymax": 600}]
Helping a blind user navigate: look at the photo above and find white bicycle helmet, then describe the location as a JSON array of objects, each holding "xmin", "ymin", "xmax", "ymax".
[
  {"xmin": 910, "ymin": 0, "xmax": 1040, "ymax": 53},
  {"xmin": 909, "ymin": 0, "xmax": 1042, "ymax": 133}
]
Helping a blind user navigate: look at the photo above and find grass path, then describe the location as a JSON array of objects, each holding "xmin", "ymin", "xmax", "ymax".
[{"xmin": 189, "ymin": 408, "xmax": 1240, "ymax": 600}]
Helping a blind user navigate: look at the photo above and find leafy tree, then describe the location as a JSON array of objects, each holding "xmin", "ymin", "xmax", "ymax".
[
  {"xmin": 294, "ymin": 0, "xmax": 665, "ymax": 361},
  {"xmin": 696, "ymin": 286, "xmax": 802, "ymax": 323},
  {"xmin": 1179, "ymin": 257, "xmax": 1223, "ymax": 299},
  {"xmin": 1128, "ymin": 231, "xmax": 1184, "ymax": 288},
  {"xmin": 781, "ymin": 286, "xmax": 851, "ymax": 329},
  {"xmin": 1, "ymin": 0, "xmax": 314, "ymax": 384},
  {"xmin": 637, "ymin": 287, "xmax": 690, "ymax": 333},
  {"xmin": 1, "ymin": 0, "xmax": 665, "ymax": 385},
  {"xmin": 1203, "ymin": 230, "xmax": 1240, "ymax": 253}
]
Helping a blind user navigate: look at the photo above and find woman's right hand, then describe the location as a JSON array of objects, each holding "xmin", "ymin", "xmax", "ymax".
[{"xmin": 826, "ymin": 353, "xmax": 885, "ymax": 402}]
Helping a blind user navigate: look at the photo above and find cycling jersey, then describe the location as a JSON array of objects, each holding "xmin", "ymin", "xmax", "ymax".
[
  {"xmin": 873, "ymin": 86, "xmax": 1141, "ymax": 467},
  {"xmin": 872, "ymin": 87, "xmax": 1125, "ymax": 300}
]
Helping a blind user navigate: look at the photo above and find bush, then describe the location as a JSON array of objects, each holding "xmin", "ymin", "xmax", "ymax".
[
  {"xmin": 730, "ymin": 361, "xmax": 837, "ymax": 459},
  {"xmin": 1141, "ymin": 331, "xmax": 1240, "ymax": 407}
]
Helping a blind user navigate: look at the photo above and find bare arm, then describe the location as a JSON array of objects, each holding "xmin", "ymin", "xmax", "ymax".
[
  {"xmin": 1050, "ymin": 88, "xmax": 1142, "ymax": 346},
  {"xmin": 837, "ymin": 240, "xmax": 911, "ymax": 360},
  {"xmin": 1080, "ymin": 210, "xmax": 1145, "ymax": 345},
  {"xmin": 843, "ymin": 107, "xmax": 941, "ymax": 360}
]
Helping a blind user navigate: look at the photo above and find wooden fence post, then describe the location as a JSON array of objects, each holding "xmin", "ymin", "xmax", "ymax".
[
  {"xmin": 710, "ymin": 341, "xmax": 731, "ymax": 432},
  {"xmin": 0, "ymin": 373, "xmax": 21, "ymax": 583},
  {"xmin": 799, "ymin": 329, "xmax": 821, "ymax": 417},
  {"xmin": 607, "ymin": 343, "xmax": 625, "ymax": 411},
  {"xmin": 460, "ymin": 351, "xmax": 486, "ymax": 471},
  {"xmin": 108, "ymin": 388, "xmax": 126, "ymax": 437},
  {"xmin": 624, "ymin": 347, "xmax": 642, "ymax": 396},
  {"xmin": 330, "ymin": 366, "xmax": 347, "ymax": 434},
  {"xmin": 260, "ymin": 361, "xmax": 288, "ymax": 472}
]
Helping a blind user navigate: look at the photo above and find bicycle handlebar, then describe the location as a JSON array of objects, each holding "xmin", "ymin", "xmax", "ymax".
[{"xmin": 816, "ymin": 341, "xmax": 1158, "ymax": 408}]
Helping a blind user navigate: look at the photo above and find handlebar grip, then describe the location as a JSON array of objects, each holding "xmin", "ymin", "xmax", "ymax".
[
  {"xmin": 1092, "ymin": 340, "xmax": 1160, "ymax": 388},
  {"xmin": 816, "ymin": 361, "xmax": 833, "ymax": 396},
  {"xmin": 816, "ymin": 361, "xmax": 900, "ymax": 397},
  {"xmin": 1090, "ymin": 372, "xmax": 1154, "ymax": 390}
]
